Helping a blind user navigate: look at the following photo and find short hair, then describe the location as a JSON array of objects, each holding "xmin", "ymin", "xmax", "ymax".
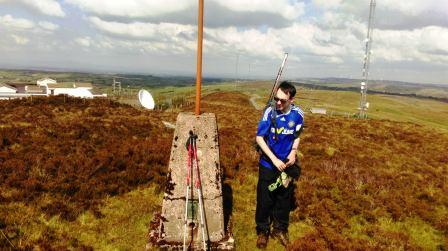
[{"xmin": 278, "ymin": 81, "xmax": 296, "ymax": 98}]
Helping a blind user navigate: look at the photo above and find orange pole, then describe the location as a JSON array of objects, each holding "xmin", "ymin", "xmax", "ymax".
[{"xmin": 195, "ymin": 0, "xmax": 204, "ymax": 116}]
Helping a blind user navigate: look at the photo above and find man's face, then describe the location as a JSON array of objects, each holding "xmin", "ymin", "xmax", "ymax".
[{"xmin": 274, "ymin": 88, "xmax": 293, "ymax": 112}]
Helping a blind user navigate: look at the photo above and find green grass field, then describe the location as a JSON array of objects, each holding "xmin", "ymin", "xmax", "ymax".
[{"xmin": 240, "ymin": 82, "xmax": 448, "ymax": 132}]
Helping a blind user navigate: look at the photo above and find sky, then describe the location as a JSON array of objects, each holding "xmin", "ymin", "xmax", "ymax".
[{"xmin": 0, "ymin": 0, "xmax": 447, "ymax": 84}]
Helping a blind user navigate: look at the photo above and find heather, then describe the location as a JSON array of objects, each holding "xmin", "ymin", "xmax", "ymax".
[{"xmin": 1, "ymin": 93, "xmax": 447, "ymax": 249}]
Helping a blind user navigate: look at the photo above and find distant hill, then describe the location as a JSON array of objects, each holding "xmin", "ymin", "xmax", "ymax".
[
  {"xmin": 5, "ymin": 69, "xmax": 446, "ymax": 100},
  {"xmin": 294, "ymin": 78, "xmax": 448, "ymax": 101},
  {"xmin": 0, "ymin": 69, "xmax": 227, "ymax": 89}
]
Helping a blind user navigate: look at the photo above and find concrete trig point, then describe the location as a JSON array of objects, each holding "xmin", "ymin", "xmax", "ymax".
[{"xmin": 147, "ymin": 1, "xmax": 234, "ymax": 249}]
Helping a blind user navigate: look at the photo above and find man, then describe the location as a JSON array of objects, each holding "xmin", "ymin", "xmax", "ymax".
[{"xmin": 255, "ymin": 81, "xmax": 304, "ymax": 248}]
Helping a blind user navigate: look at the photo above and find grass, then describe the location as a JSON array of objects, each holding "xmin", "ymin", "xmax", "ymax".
[
  {"xmin": 1, "ymin": 186, "xmax": 162, "ymax": 250},
  {"xmin": 229, "ymin": 174, "xmax": 314, "ymax": 250},
  {"xmin": 377, "ymin": 217, "xmax": 444, "ymax": 249},
  {"xmin": 104, "ymin": 82, "xmax": 241, "ymax": 109},
  {"xmin": 244, "ymin": 83, "xmax": 448, "ymax": 132},
  {"xmin": 69, "ymin": 186, "xmax": 162, "ymax": 250},
  {"xmin": 367, "ymin": 94, "xmax": 448, "ymax": 131},
  {"xmin": 345, "ymin": 215, "xmax": 445, "ymax": 250}
]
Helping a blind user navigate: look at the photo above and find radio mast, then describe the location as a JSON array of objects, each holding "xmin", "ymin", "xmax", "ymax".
[
  {"xmin": 113, "ymin": 78, "xmax": 122, "ymax": 96},
  {"xmin": 359, "ymin": 0, "xmax": 376, "ymax": 118}
]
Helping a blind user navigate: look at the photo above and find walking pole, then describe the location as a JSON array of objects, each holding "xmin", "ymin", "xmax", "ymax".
[
  {"xmin": 267, "ymin": 53, "xmax": 289, "ymax": 107},
  {"xmin": 192, "ymin": 137, "xmax": 208, "ymax": 250},
  {"xmin": 183, "ymin": 136, "xmax": 193, "ymax": 251},
  {"xmin": 265, "ymin": 53, "xmax": 288, "ymax": 141}
]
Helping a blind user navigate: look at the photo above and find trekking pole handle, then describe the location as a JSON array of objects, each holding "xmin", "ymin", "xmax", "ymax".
[{"xmin": 192, "ymin": 140, "xmax": 202, "ymax": 188}]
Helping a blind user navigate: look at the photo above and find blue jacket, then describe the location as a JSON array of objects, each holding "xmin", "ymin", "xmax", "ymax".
[{"xmin": 256, "ymin": 104, "xmax": 304, "ymax": 170}]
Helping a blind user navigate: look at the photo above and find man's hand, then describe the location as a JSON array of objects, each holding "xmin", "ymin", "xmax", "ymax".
[
  {"xmin": 285, "ymin": 151, "xmax": 296, "ymax": 167},
  {"xmin": 273, "ymin": 158, "xmax": 286, "ymax": 171}
]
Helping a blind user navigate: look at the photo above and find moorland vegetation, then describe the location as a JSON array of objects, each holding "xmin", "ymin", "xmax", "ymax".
[{"xmin": 0, "ymin": 92, "xmax": 447, "ymax": 250}]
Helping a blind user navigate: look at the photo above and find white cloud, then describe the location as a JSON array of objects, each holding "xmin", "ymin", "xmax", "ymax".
[
  {"xmin": 334, "ymin": 0, "xmax": 423, "ymax": 16},
  {"xmin": 11, "ymin": 34, "xmax": 29, "ymax": 45},
  {"xmin": 312, "ymin": 0, "xmax": 342, "ymax": 10},
  {"xmin": 23, "ymin": 0, "xmax": 65, "ymax": 17},
  {"xmin": 98, "ymin": 39, "xmax": 114, "ymax": 49},
  {"xmin": 66, "ymin": 0, "xmax": 304, "ymax": 20},
  {"xmin": 87, "ymin": 17, "xmax": 283, "ymax": 58},
  {"xmin": 215, "ymin": 0, "xmax": 305, "ymax": 20},
  {"xmin": 87, "ymin": 17, "xmax": 198, "ymax": 53},
  {"xmin": 268, "ymin": 22, "xmax": 355, "ymax": 62},
  {"xmin": 38, "ymin": 21, "xmax": 59, "ymax": 31},
  {"xmin": 75, "ymin": 37, "xmax": 92, "ymax": 47},
  {"xmin": 379, "ymin": 0, "xmax": 447, "ymax": 17},
  {"xmin": 0, "ymin": 14, "xmax": 34, "ymax": 30},
  {"xmin": 374, "ymin": 26, "xmax": 448, "ymax": 63},
  {"xmin": 88, "ymin": 17, "xmax": 146, "ymax": 38},
  {"xmin": 313, "ymin": 2, "xmax": 448, "ymax": 64},
  {"xmin": 0, "ymin": 15, "xmax": 59, "ymax": 35},
  {"xmin": 420, "ymin": 26, "xmax": 448, "ymax": 54},
  {"xmin": 326, "ymin": 56, "xmax": 344, "ymax": 64},
  {"xmin": 1, "ymin": 0, "xmax": 65, "ymax": 17},
  {"xmin": 66, "ymin": 0, "xmax": 190, "ymax": 18},
  {"xmin": 86, "ymin": 17, "xmax": 349, "ymax": 62},
  {"xmin": 88, "ymin": 16, "xmax": 196, "ymax": 42},
  {"xmin": 206, "ymin": 27, "xmax": 283, "ymax": 58}
]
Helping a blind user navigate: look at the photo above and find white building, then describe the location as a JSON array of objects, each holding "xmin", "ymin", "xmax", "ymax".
[
  {"xmin": 1, "ymin": 79, "xmax": 103, "ymax": 99},
  {"xmin": 74, "ymin": 82, "xmax": 93, "ymax": 90},
  {"xmin": 310, "ymin": 107, "xmax": 327, "ymax": 115},
  {"xmin": 47, "ymin": 82, "xmax": 94, "ymax": 98},
  {"xmin": 0, "ymin": 83, "xmax": 17, "ymax": 99},
  {"xmin": 37, "ymin": 78, "xmax": 57, "ymax": 87},
  {"xmin": 25, "ymin": 85, "xmax": 46, "ymax": 94},
  {"xmin": 0, "ymin": 83, "xmax": 17, "ymax": 94}
]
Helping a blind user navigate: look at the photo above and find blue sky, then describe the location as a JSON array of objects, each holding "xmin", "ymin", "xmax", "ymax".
[{"xmin": 0, "ymin": 0, "xmax": 447, "ymax": 84}]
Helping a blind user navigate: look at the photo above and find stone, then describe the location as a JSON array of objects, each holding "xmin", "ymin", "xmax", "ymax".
[{"xmin": 148, "ymin": 112, "xmax": 234, "ymax": 250}]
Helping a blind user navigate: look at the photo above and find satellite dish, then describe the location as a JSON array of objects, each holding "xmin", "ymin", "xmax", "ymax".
[
  {"xmin": 365, "ymin": 102, "xmax": 370, "ymax": 108},
  {"xmin": 138, "ymin": 89, "xmax": 155, "ymax": 110}
]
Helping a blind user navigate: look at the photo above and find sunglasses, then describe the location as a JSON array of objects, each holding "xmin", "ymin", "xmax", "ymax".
[{"xmin": 274, "ymin": 96, "xmax": 289, "ymax": 104}]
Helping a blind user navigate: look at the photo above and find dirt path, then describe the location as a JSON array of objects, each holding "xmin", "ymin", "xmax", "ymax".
[{"xmin": 250, "ymin": 94, "xmax": 263, "ymax": 110}]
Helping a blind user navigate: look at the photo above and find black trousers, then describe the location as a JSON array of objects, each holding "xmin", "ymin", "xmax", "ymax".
[{"xmin": 255, "ymin": 165, "xmax": 293, "ymax": 234}]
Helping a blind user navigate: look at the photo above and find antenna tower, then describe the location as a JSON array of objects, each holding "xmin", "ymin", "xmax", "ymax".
[
  {"xmin": 235, "ymin": 53, "xmax": 239, "ymax": 89},
  {"xmin": 113, "ymin": 78, "xmax": 122, "ymax": 96},
  {"xmin": 359, "ymin": 0, "xmax": 376, "ymax": 118}
]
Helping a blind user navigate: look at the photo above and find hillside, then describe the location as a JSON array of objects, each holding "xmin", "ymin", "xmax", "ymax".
[
  {"xmin": 1, "ymin": 93, "xmax": 447, "ymax": 250},
  {"xmin": 241, "ymin": 82, "xmax": 448, "ymax": 132},
  {"xmin": 296, "ymin": 78, "xmax": 448, "ymax": 100},
  {"xmin": 0, "ymin": 69, "xmax": 226, "ymax": 88}
]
